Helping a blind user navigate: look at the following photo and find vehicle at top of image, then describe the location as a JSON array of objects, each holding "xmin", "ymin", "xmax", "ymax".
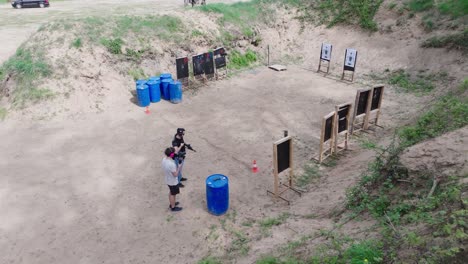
[
  {"xmin": 184, "ymin": 0, "xmax": 206, "ymax": 7},
  {"xmin": 11, "ymin": 0, "xmax": 50, "ymax": 9}
]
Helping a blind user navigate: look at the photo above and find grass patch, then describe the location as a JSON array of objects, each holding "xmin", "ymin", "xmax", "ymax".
[
  {"xmin": 0, "ymin": 107, "xmax": 7, "ymax": 121},
  {"xmin": 227, "ymin": 229, "xmax": 250, "ymax": 256},
  {"xmin": 0, "ymin": 48, "xmax": 52, "ymax": 107},
  {"xmin": 229, "ymin": 50, "xmax": 258, "ymax": 69},
  {"xmin": 128, "ymin": 68, "xmax": 146, "ymax": 81},
  {"xmin": 421, "ymin": 29, "xmax": 468, "ymax": 51},
  {"xmin": 406, "ymin": 0, "xmax": 434, "ymax": 12},
  {"xmin": 438, "ymin": 0, "xmax": 468, "ymax": 18},
  {"xmin": 71, "ymin": 38, "xmax": 82, "ymax": 48},
  {"xmin": 197, "ymin": 256, "xmax": 222, "ymax": 264},
  {"xmin": 398, "ymin": 84, "xmax": 468, "ymax": 147},
  {"xmin": 100, "ymin": 38, "xmax": 124, "ymax": 54},
  {"xmin": 296, "ymin": 163, "xmax": 320, "ymax": 187},
  {"xmin": 259, "ymin": 213, "xmax": 290, "ymax": 236},
  {"xmin": 315, "ymin": 0, "xmax": 384, "ymax": 31},
  {"xmin": 387, "ymin": 69, "xmax": 436, "ymax": 93}
]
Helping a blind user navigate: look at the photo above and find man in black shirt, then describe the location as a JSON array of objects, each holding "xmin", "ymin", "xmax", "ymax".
[{"xmin": 172, "ymin": 128, "xmax": 188, "ymax": 187}]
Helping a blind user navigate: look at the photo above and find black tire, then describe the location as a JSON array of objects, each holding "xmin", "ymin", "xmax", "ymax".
[{"xmin": 39, "ymin": 3, "xmax": 45, "ymax": 8}]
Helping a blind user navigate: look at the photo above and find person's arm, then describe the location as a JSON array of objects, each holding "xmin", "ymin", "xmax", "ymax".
[
  {"xmin": 172, "ymin": 140, "xmax": 185, "ymax": 154},
  {"xmin": 171, "ymin": 163, "xmax": 183, "ymax": 177}
]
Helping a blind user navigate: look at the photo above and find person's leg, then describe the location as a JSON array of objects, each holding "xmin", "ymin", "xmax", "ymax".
[
  {"xmin": 175, "ymin": 157, "xmax": 181, "ymax": 183},
  {"xmin": 169, "ymin": 193, "xmax": 176, "ymax": 208}
]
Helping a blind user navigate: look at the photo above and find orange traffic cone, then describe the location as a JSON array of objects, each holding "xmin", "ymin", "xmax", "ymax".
[
  {"xmin": 145, "ymin": 106, "xmax": 150, "ymax": 114},
  {"xmin": 252, "ymin": 160, "xmax": 258, "ymax": 173}
]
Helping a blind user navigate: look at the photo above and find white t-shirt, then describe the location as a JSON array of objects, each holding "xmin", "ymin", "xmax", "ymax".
[{"xmin": 162, "ymin": 157, "xmax": 178, "ymax": 186}]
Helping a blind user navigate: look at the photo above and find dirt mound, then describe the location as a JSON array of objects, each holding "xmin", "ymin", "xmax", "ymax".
[{"xmin": 400, "ymin": 126, "xmax": 468, "ymax": 177}]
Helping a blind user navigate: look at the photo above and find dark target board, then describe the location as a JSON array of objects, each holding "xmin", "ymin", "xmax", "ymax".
[
  {"xmin": 276, "ymin": 138, "xmax": 291, "ymax": 174},
  {"xmin": 176, "ymin": 56, "xmax": 189, "ymax": 79},
  {"xmin": 324, "ymin": 114, "xmax": 334, "ymax": 141},
  {"xmin": 337, "ymin": 104, "xmax": 351, "ymax": 133},
  {"xmin": 203, "ymin": 52, "xmax": 215, "ymax": 75},
  {"xmin": 192, "ymin": 54, "xmax": 205, "ymax": 76},
  {"xmin": 356, "ymin": 89, "xmax": 371, "ymax": 116},
  {"xmin": 214, "ymin": 47, "xmax": 226, "ymax": 56},
  {"xmin": 371, "ymin": 86, "xmax": 384, "ymax": 111},
  {"xmin": 215, "ymin": 56, "xmax": 227, "ymax": 69}
]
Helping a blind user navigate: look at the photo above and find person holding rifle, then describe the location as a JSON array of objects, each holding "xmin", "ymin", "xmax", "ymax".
[{"xmin": 172, "ymin": 128, "xmax": 196, "ymax": 187}]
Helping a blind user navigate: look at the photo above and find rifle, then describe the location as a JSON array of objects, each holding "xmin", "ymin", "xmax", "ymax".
[{"xmin": 185, "ymin": 144, "xmax": 197, "ymax": 152}]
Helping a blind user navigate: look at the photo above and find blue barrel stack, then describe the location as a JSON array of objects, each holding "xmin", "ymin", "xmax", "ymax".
[
  {"xmin": 134, "ymin": 73, "xmax": 182, "ymax": 107},
  {"xmin": 206, "ymin": 174, "xmax": 229, "ymax": 215}
]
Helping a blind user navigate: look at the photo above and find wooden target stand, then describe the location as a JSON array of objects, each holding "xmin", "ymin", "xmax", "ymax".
[
  {"xmin": 214, "ymin": 47, "xmax": 228, "ymax": 80},
  {"xmin": 351, "ymin": 86, "xmax": 385, "ymax": 134},
  {"xmin": 313, "ymin": 111, "xmax": 336, "ymax": 163},
  {"xmin": 267, "ymin": 136, "xmax": 302, "ymax": 204},
  {"xmin": 334, "ymin": 102, "xmax": 352, "ymax": 154}
]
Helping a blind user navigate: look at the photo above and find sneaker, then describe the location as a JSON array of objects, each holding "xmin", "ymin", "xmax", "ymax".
[
  {"xmin": 178, "ymin": 183, "xmax": 185, "ymax": 188},
  {"xmin": 180, "ymin": 177, "xmax": 188, "ymax": 181},
  {"xmin": 170, "ymin": 206, "xmax": 183, "ymax": 212},
  {"xmin": 168, "ymin": 202, "xmax": 180, "ymax": 208}
]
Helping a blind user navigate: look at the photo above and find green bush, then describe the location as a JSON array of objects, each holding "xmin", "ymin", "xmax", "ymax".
[
  {"xmin": 229, "ymin": 50, "xmax": 258, "ymax": 69},
  {"xmin": 407, "ymin": 0, "xmax": 434, "ymax": 12},
  {"xmin": 344, "ymin": 240, "xmax": 383, "ymax": 264},
  {"xmin": 438, "ymin": 0, "xmax": 468, "ymax": 18},
  {"xmin": 71, "ymin": 38, "xmax": 82, "ymax": 48},
  {"xmin": 388, "ymin": 69, "xmax": 435, "ymax": 93}
]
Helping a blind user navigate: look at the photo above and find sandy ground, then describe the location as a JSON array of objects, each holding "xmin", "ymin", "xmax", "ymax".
[
  {"xmin": 1, "ymin": 0, "xmax": 467, "ymax": 263},
  {"xmin": 0, "ymin": 64, "xmax": 424, "ymax": 263}
]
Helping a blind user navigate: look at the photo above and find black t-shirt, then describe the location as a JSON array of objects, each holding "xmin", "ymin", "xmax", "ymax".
[{"xmin": 172, "ymin": 135, "xmax": 185, "ymax": 153}]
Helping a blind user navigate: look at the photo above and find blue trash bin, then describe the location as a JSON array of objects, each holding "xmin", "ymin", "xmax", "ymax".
[
  {"xmin": 169, "ymin": 80, "xmax": 182, "ymax": 104},
  {"xmin": 136, "ymin": 84, "xmax": 150, "ymax": 107},
  {"xmin": 147, "ymin": 79, "xmax": 161, "ymax": 103},
  {"xmin": 206, "ymin": 174, "xmax": 229, "ymax": 216}
]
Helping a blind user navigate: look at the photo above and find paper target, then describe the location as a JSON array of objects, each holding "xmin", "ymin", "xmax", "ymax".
[
  {"xmin": 344, "ymin": 48, "xmax": 357, "ymax": 69},
  {"xmin": 321, "ymin": 43, "xmax": 332, "ymax": 61}
]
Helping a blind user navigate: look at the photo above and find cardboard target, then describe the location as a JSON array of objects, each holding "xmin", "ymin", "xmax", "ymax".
[
  {"xmin": 344, "ymin": 48, "xmax": 357, "ymax": 71},
  {"xmin": 203, "ymin": 51, "xmax": 215, "ymax": 75},
  {"xmin": 215, "ymin": 56, "xmax": 226, "ymax": 69},
  {"xmin": 321, "ymin": 43, "xmax": 332, "ymax": 61},
  {"xmin": 192, "ymin": 54, "xmax": 204, "ymax": 76},
  {"xmin": 176, "ymin": 56, "xmax": 189, "ymax": 79}
]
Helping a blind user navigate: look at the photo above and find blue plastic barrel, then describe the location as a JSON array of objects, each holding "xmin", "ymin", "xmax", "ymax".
[
  {"xmin": 206, "ymin": 174, "xmax": 229, "ymax": 215},
  {"xmin": 160, "ymin": 73, "xmax": 172, "ymax": 80},
  {"xmin": 148, "ymin": 76, "xmax": 160, "ymax": 82},
  {"xmin": 136, "ymin": 79, "xmax": 146, "ymax": 88},
  {"xmin": 161, "ymin": 79, "xmax": 172, "ymax": 100},
  {"xmin": 169, "ymin": 80, "xmax": 182, "ymax": 104},
  {"xmin": 136, "ymin": 84, "xmax": 150, "ymax": 107},
  {"xmin": 147, "ymin": 79, "xmax": 161, "ymax": 103}
]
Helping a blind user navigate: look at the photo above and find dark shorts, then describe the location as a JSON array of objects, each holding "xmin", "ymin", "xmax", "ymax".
[{"xmin": 168, "ymin": 185, "xmax": 180, "ymax": 195}]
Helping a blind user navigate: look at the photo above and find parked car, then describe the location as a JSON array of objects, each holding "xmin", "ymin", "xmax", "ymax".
[{"xmin": 11, "ymin": 0, "xmax": 50, "ymax": 9}]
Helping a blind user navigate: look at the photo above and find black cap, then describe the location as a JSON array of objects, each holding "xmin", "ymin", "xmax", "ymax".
[{"xmin": 177, "ymin": 128, "xmax": 185, "ymax": 135}]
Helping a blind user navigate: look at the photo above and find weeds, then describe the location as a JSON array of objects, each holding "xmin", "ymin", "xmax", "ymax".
[
  {"xmin": 315, "ymin": 0, "xmax": 384, "ymax": 31},
  {"xmin": 421, "ymin": 29, "xmax": 468, "ymax": 51},
  {"xmin": 406, "ymin": 0, "xmax": 434, "ymax": 12},
  {"xmin": 0, "ymin": 108, "xmax": 7, "ymax": 121},
  {"xmin": 128, "ymin": 68, "xmax": 146, "ymax": 81},
  {"xmin": 0, "ymin": 48, "xmax": 52, "ymax": 106},
  {"xmin": 229, "ymin": 50, "xmax": 258, "ymax": 69},
  {"xmin": 71, "ymin": 38, "xmax": 82, "ymax": 48},
  {"xmin": 296, "ymin": 163, "xmax": 320, "ymax": 187},
  {"xmin": 387, "ymin": 69, "xmax": 435, "ymax": 93},
  {"xmin": 259, "ymin": 213, "xmax": 290, "ymax": 236},
  {"xmin": 438, "ymin": 0, "xmax": 468, "ymax": 18},
  {"xmin": 101, "ymin": 38, "xmax": 123, "ymax": 54},
  {"xmin": 228, "ymin": 229, "xmax": 250, "ymax": 256},
  {"xmin": 197, "ymin": 256, "xmax": 222, "ymax": 264}
]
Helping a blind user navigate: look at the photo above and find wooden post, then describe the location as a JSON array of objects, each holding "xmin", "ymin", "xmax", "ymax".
[
  {"xmin": 273, "ymin": 141, "xmax": 279, "ymax": 197},
  {"xmin": 267, "ymin": 45, "xmax": 270, "ymax": 66}
]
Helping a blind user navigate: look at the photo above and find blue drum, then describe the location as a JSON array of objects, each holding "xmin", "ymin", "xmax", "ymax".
[
  {"xmin": 147, "ymin": 79, "xmax": 161, "ymax": 103},
  {"xmin": 169, "ymin": 80, "xmax": 182, "ymax": 104},
  {"xmin": 206, "ymin": 174, "xmax": 229, "ymax": 216},
  {"xmin": 136, "ymin": 84, "xmax": 150, "ymax": 107},
  {"xmin": 161, "ymin": 79, "xmax": 172, "ymax": 100}
]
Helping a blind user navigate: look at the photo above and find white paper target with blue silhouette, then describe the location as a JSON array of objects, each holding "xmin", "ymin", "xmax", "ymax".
[
  {"xmin": 345, "ymin": 48, "xmax": 357, "ymax": 68},
  {"xmin": 321, "ymin": 43, "xmax": 332, "ymax": 61}
]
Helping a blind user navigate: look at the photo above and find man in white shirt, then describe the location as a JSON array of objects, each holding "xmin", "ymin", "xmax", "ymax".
[{"xmin": 162, "ymin": 147, "xmax": 183, "ymax": 212}]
